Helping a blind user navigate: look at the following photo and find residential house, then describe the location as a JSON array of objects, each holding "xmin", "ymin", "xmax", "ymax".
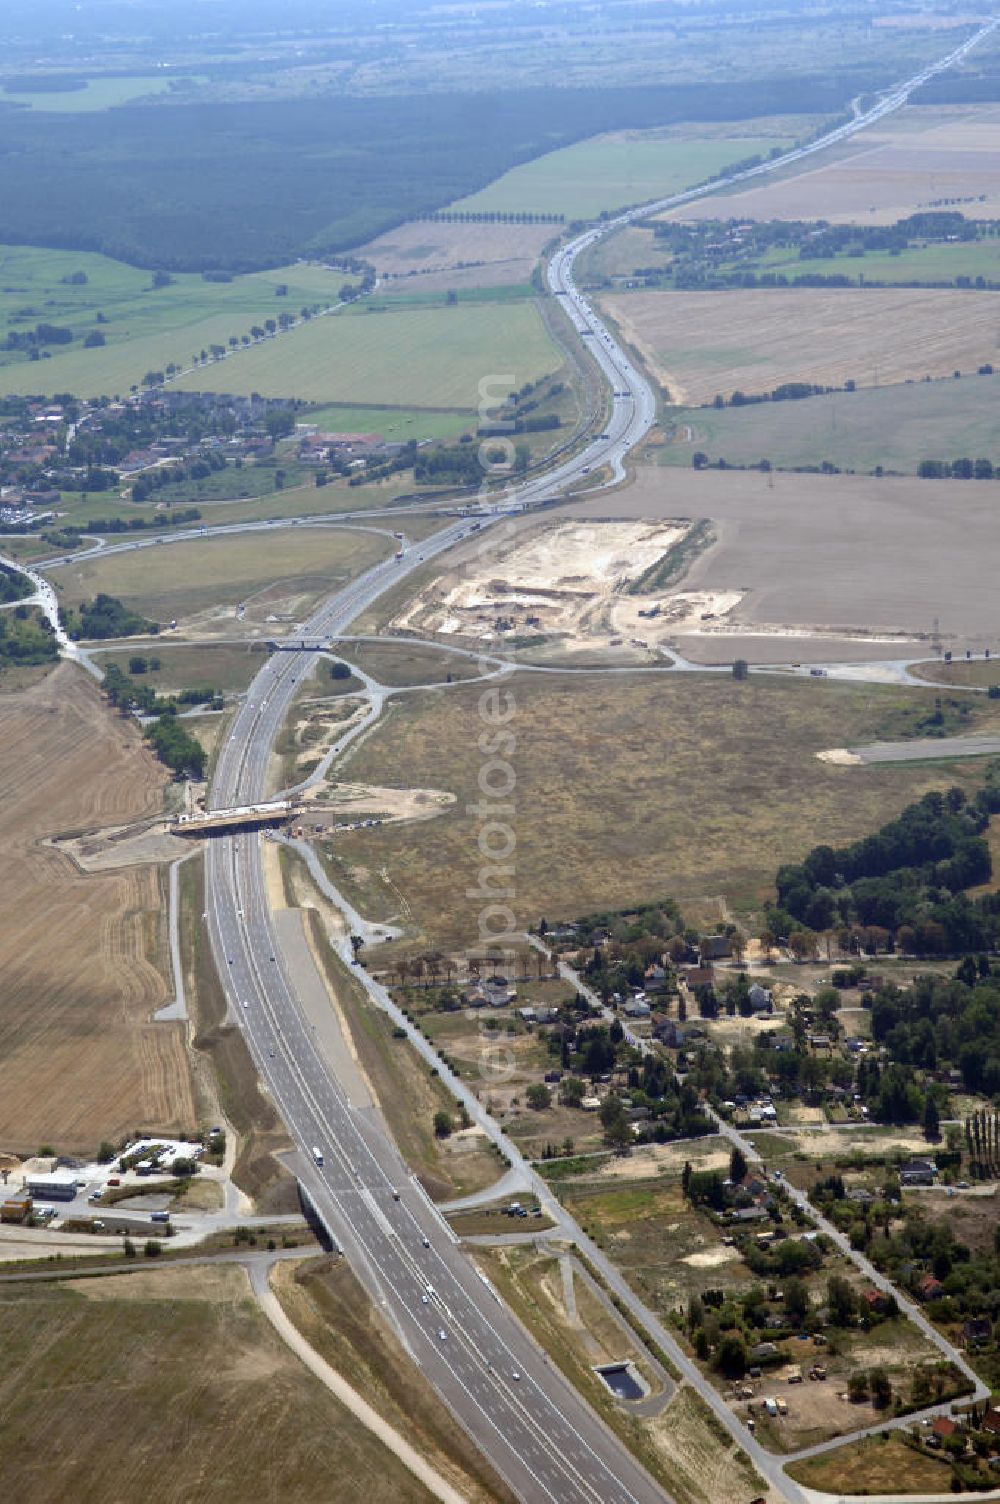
[
  {"xmin": 917, "ymin": 1273, "xmax": 945, "ymax": 1301},
  {"xmin": 623, "ymin": 998, "xmax": 651, "ymax": 1019},
  {"xmin": 747, "ymin": 983, "xmax": 773, "ymax": 1014},
  {"xmin": 900, "ymin": 1159, "xmax": 938, "ymax": 1186},
  {"xmin": 700, "ymin": 935, "xmax": 732, "ymax": 962}
]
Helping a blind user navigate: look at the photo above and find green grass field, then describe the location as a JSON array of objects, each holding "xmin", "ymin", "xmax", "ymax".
[
  {"xmin": 307, "ymin": 405, "xmax": 472, "ymax": 442},
  {"xmin": 0, "ymin": 247, "xmax": 347, "ymax": 399},
  {"xmin": 91, "ymin": 642, "xmax": 273, "ymax": 694},
  {"xmin": 450, "ymin": 129, "xmax": 793, "ymax": 220},
  {"xmin": 49, "ymin": 527, "xmax": 391, "ymax": 626},
  {"xmin": 752, "ymin": 238, "xmax": 1000, "ymax": 286},
  {"xmin": 1, "ymin": 75, "xmax": 177, "ymax": 112},
  {"xmin": 171, "ymin": 300, "xmax": 562, "ymax": 408},
  {"xmin": 659, "ymin": 371, "xmax": 1000, "ymax": 474},
  {"xmin": 0, "ymin": 1266, "xmax": 434, "ymax": 1504}
]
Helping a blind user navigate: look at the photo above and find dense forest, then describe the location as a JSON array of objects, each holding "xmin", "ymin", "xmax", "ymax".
[
  {"xmin": 0, "ymin": 563, "xmax": 32, "ymax": 605},
  {"xmin": 0, "ymin": 606, "xmax": 58, "ymax": 669},
  {"xmin": 0, "ymin": 73, "xmax": 884, "ymax": 270},
  {"xmin": 61, "ymin": 593, "xmax": 158, "ymax": 641},
  {"xmin": 770, "ymin": 785, "xmax": 1000, "ymax": 950}
]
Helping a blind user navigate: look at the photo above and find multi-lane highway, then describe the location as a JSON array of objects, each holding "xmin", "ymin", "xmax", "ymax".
[
  {"xmin": 201, "ymin": 21, "xmax": 999, "ymax": 1502},
  {"xmin": 205, "ymin": 524, "xmax": 668, "ymax": 1504}
]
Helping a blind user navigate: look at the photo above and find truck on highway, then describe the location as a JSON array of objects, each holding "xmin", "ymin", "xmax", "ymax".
[{"xmin": 312, "ymin": 1146, "xmax": 324, "ymax": 1167}]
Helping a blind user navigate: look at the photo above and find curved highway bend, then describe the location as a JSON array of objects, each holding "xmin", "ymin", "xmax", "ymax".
[{"xmin": 201, "ymin": 24, "xmax": 1000, "ymax": 1504}]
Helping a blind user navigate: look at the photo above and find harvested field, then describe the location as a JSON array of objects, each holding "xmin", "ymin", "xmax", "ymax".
[
  {"xmin": 600, "ymin": 286, "xmax": 1000, "ymax": 404},
  {"xmin": 0, "ymin": 664, "xmax": 194, "ymax": 1153},
  {"xmin": 0, "ymin": 1265, "xmax": 435, "ymax": 1504},
  {"xmin": 662, "ymin": 104, "xmax": 1000, "ymax": 225},
  {"xmin": 356, "ymin": 219, "xmax": 554, "ymax": 289},
  {"xmin": 561, "ymin": 468, "xmax": 1000, "ymax": 654},
  {"xmin": 50, "ymin": 527, "xmax": 391, "ymax": 638},
  {"xmin": 327, "ymin": 671, "xmax": 984, "ymax": 948}
]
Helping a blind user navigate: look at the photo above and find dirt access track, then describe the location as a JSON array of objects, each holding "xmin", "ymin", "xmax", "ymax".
[
  {"xmin": 659, "ymin": 104, "xmax": 1000, "ymax": 225},
  {"xmin": 0, "ymin": 665, "xmax": 195, "ymax": 1153}
]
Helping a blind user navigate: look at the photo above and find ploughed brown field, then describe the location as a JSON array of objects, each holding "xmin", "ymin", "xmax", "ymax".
[
  {"xmin": 0, "ymin": 665, "xmax": 195, "ymax": 1153},
  {"xmin": 600, "ymin": 285, "xmax": 1000, "ymax": 404}
]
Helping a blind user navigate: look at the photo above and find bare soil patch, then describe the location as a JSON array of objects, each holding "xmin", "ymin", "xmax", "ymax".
[
  {"xmin": 562, "ymin": 468, "xmax": 1000, "ymax": 652},
  {"xmin": 0, "ymin": 665, "xmax": 195, "ymax": 1153},
  {"xmin": 391, "ymin": 517, "xmax": 689, "ymax": 657},
  {"xmin": 601, "ymin": 286, "xmax": 1000, "ymax": 405}
]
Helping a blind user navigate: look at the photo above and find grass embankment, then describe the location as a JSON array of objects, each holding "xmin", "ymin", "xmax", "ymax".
[
  {"xmin": 181, "ymin": 855, "xmax": 298, "ymax": 1210},
  {"xmin": 274, "ymin": 1255, "xmax": 516, "ymax": 1504},
  {"xmin": 303, "ymin": 909, "xmax": 506, "ymax": 1201}
]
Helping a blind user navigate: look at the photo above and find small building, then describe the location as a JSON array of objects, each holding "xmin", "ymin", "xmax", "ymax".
[
  {"xmin": 981, "ymin": 1406, "xmax": 1000, "ymax": 1436},
  {"xmin": 685, "ymin": 967, "xmax": 715, "ymax": 991},
  {"xmin": 25, "ymin": 1172, "xmax": 78, "ymax": 1201},
  {"xmin": 932, "ymin": 1416, "xmax": 958, "ymax": 1440},
  {"xmin": 623, "ymin": 998, "xmax": 651, "ymax": 1019},
  {"xmin": 963, "ymin": 1316, "xmax": 991, "ymax": 1346},
  {"xmin": 580, "ymin": 1096, "xmax": 602, "ymax": 1112},
  {"xmin": 917, "ymin": 1273, "xmax": 945, "ymax": 1302},
  {"xmin": 747, "ymin": 983, "xmax": 772, "ymax": 1014},
  {"xmin": 700, "ymin": 935, "xmax": 731, "ymax": 962},
  {"xmin": 900, "ymin": 1159, "xmax": 938, "ymax": 1186}
]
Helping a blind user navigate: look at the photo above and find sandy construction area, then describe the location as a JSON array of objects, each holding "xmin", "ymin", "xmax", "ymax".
[
  {"xmin": 356, "ymin": 219, "xmax": 554, "ymax": 289},
  {"xmin": 601, "ymin": 285, "xmax": 1000, "ymax": 404},
  {"xmin": 393, "ymin": 519, "xmax": 688, "ymax": 645},
  {"xmin": 0, "ymin": 666, "xmax": 195, "ymax": 1153},
  {"xmin": 659, "ymin": 104, "xmax": 1000, "ymax": 225},
  {"xmin": 561, "ymin": 468, "xmax": 1000, "ymax": 653}
]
